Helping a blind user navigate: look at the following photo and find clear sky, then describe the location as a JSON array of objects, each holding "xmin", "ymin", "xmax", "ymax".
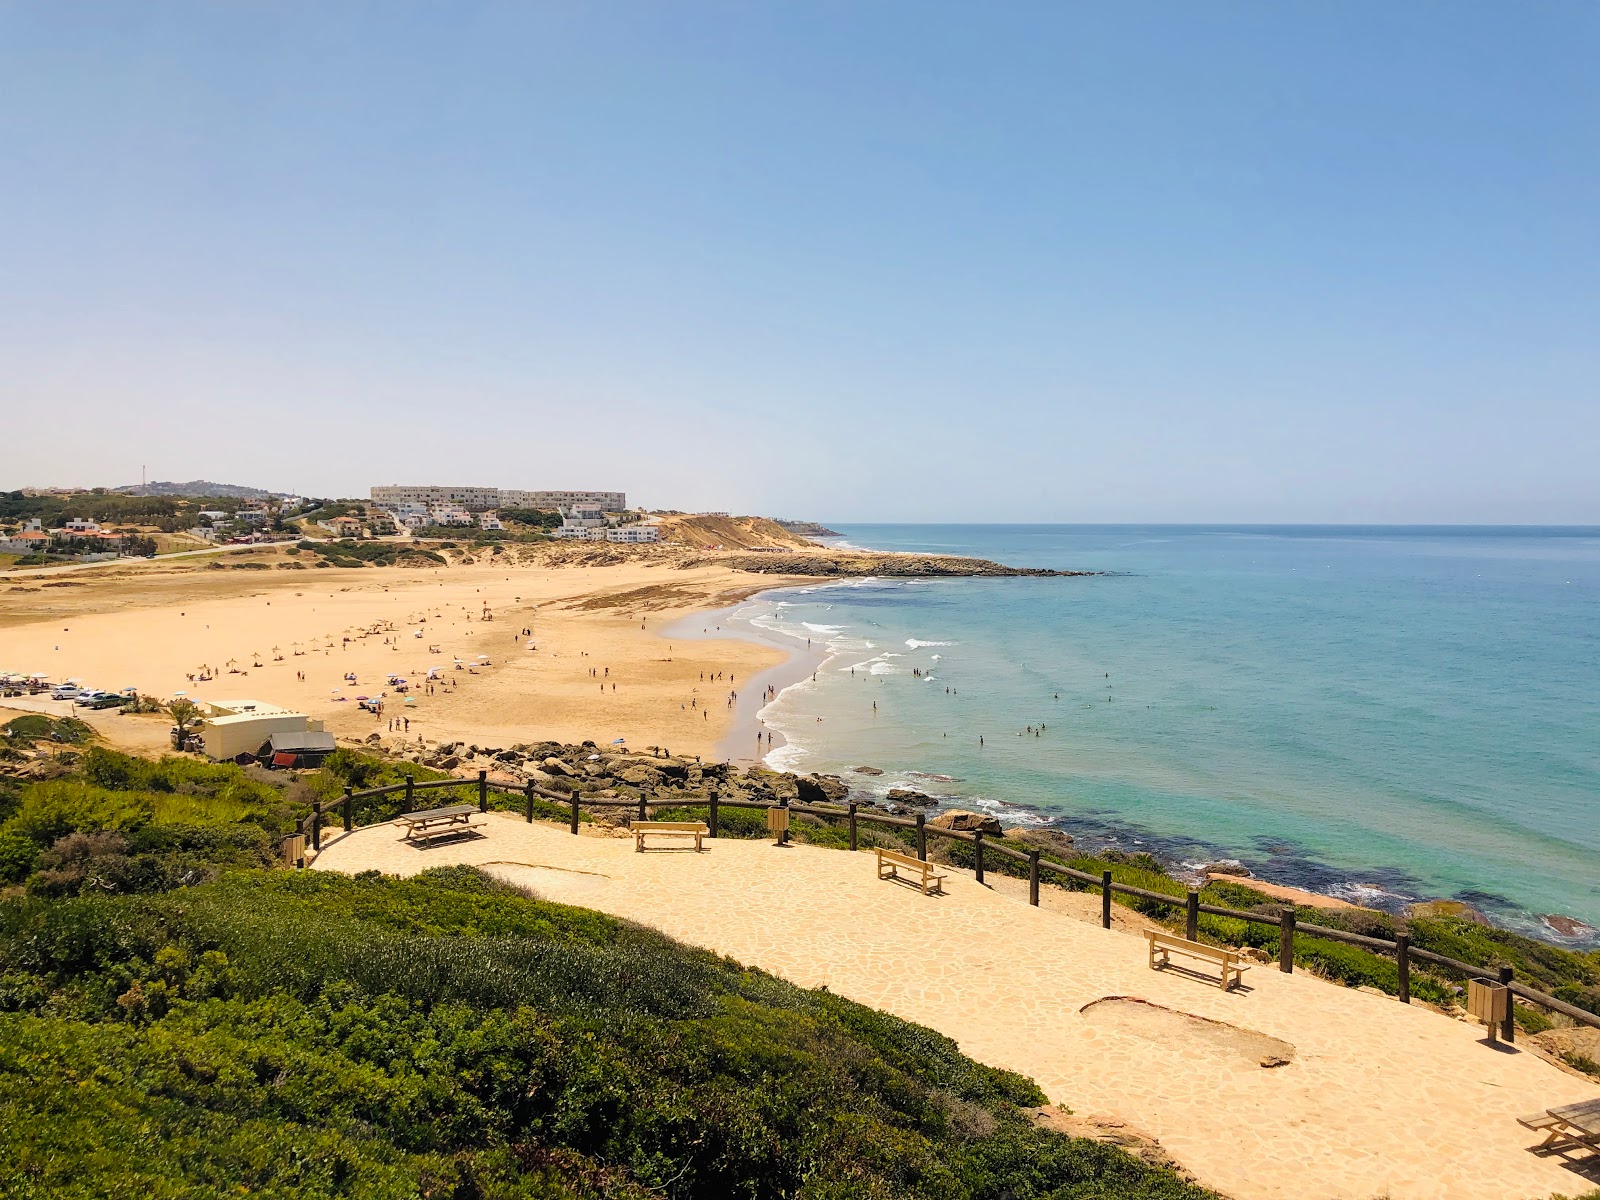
[{"xmin": 2, "ymin": 3, "xmax": 1596, "ymax": 522}]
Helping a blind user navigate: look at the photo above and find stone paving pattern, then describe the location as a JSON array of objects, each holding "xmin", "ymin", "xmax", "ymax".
[{"xmin": 314, "ymin": 814, "xmax": 1600, "ymax": 1200}]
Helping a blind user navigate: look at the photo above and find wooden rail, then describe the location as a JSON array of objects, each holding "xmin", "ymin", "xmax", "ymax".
[{"xmin": 287, "ymin": 775, "xmax": 1600, "ymax": 1036}]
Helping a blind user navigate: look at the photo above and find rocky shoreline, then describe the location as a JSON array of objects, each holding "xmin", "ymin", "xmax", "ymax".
[{"xmin": 693, "ymin": 550, "xmax": 1097, "ymax": 578}]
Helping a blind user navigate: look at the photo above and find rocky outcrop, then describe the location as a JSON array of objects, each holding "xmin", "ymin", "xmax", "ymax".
[
  {"xmin": 886, "ymin": 788, "xmax": 937, "ymax": 808},
  {"xmin": 930, "ymin": 809, "xmax": 1003, "ymax": 836},
  {"xmin": 853, "ymin": 766, "xmax": 884, "ymax": 776},
  {"xmin": 796, "ymin": 774, "xmax": 849, "ymax": 805},
  {"xmin": 701, "ymin": 551, "xmax": 1097, "ymax": 579}
]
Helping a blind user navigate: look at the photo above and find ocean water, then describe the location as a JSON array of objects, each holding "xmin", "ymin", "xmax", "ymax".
[{"xmin": 730, "ymin": 525, "xmax": 1600, "ymax": 942}]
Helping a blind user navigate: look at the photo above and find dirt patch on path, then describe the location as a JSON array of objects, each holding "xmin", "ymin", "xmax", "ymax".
[{"xmin": 1081, "ymin": 996, "xmax": 1296, "ymax": 1067}]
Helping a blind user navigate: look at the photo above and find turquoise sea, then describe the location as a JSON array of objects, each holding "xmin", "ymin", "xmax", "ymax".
[{"xmin": 730, "ymin": 526, "xmax": 1600, "ymax": 942}]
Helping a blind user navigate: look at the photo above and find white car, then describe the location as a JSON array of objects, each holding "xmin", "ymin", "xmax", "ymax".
[
  {"xmin": 51, "ymin": 684, "xmax": 81, "ymax": 701},
  {"xmin": 73, "ymin": 690, "xmax": 105, "ymax": 706}
]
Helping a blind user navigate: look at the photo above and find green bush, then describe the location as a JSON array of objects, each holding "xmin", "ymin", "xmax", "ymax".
[
  {"xmin": 5, "ymin": 781, "xmax": 153, "ymax": 846},
  {"xmin": 0, "ymin": 832, "xmax": 38, "ymax": 883},
  {"xmin": 0, "ymin": 867, "xmax": 1214, "ymax": 1198}
]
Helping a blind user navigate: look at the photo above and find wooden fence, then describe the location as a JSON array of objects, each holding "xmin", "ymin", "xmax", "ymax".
[{"xmin": 289, "ymin": 777, "xmax": 1600, "ymax": 1038}]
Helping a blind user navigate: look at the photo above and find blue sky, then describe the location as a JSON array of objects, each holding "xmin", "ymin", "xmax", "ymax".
[{"xmin": 2, "ymin": 3, "xmax": 1596, "ymax": 521}]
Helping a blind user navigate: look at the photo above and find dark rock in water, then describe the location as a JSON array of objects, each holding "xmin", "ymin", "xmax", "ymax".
[
  {"xmin": 886, "ymin": 788, "xmax": 937, "ymax": 807},
  {"xmin": 930, "ymin": 809, "xmax": 1003, "ymax": 836},
  {"xmin": 1405, "ymin": 899, "xmax": 1490, "ymax": 926},
  {"xmin": 854, "ymin": 766, "xmax": 884, "ymax": 776},
  {"xmin": 796, "ymin": 774, "xmax": 849, "ymax": 804},
  {"xmin": 1544, "ymin": 914, "xmax": 1597, "ymax": 938}
]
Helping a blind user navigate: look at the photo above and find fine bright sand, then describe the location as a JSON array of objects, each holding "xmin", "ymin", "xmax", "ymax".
[
  {"xmin": 317, "ymin": 815, "xmax": 1600, "ymax": 1200},
  {"xmin": 0, "ymin": 557, "xmax": 798, "ymax": 759}
]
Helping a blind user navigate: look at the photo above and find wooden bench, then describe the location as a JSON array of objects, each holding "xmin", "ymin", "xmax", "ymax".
[
  {"xmin": 1145, "ymin": 929, "xmax": 1251, "ymax": 991},
  {"xmin": 397, "ymin": 803, "xmax": 481, "ymax": 846},
  {"xmin": 634, "ymin": 820, "xmax": 708, "ymax": 852},
  {"xmin": 875, "ymin": 847, "xmax": 946, "ymax": 896}
]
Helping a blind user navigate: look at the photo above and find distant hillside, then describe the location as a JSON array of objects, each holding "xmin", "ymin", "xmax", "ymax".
[
  {"xmin": 655, "ymin": 513, "xmax": 814, "ymax": 550},
  {"xmin": 115, "ymin": 480, "xmax": 292, "ymax": 499},
  {"xmin": 774, "ymin": 518, "xmax": 842, "ymax": 538}
]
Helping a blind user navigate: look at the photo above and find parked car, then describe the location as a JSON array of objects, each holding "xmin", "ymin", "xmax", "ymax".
[
  {"xmin": 85, "ymin": 692, "xmax": 130, "ymax": 710},
  {"xmin": 50, "ymin": 684, "xmax": 81, "ymax": 701},
  {"xmin": 72, "ymin": 690, "xmax": 104, "ymax": 706}
]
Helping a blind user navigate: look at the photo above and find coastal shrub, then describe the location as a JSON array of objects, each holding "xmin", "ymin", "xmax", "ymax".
[
  {"xmin": 1563, "ymin": 1052, "xmax": 1600, "ymax": 1079},
  {"xmin": 5, "ymin": 781, "xmax": 154, "ymax": 846},
  {"xmin": 0, "ymin": 864, "xmax": 1214, "ymax": 1198},
  {"xmin": 80, "ymin": 747, "xmax": 280, "ymax": 808},
  {"xmin": 2, "ymin": 714, "xmax": 93, "ymax": 744},
  {"xmin": 0, "ymin": 832, "xmax": 38, "ymax": 883}
]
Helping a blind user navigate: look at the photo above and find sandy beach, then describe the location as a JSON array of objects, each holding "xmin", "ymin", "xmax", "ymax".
[{"xmin": 1, "ymin": 554, "xmax": 806, "ymax": 759}]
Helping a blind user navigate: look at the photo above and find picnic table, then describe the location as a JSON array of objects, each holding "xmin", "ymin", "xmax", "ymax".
[
  {"xmin": 1520, "ymin": 1096, "xmax": 1600, "ymax": 1157},
  {"xmin": 397, "ymin": 803, "xmax": 481, "ymax": 846}
]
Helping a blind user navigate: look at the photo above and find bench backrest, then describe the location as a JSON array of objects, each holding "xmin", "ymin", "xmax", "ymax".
[
  {"xmin": 1146, "ymin": 929, "xmax": 1235, "ymax": 961},
  {"xmin": 635, "ymin": 821, "xmax": 708, "ymax": 833},
  {"xmin": 876, "ymin": 847, "xmax": 929, "ymax": 871}
]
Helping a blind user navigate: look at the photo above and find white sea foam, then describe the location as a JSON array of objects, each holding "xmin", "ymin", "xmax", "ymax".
[
  {"xmin": 802, "ymin": 622, "xmax": 844, "ymax": 635},
  {"xmin": 905, "ymin": 639, "xmax": 955, "ymax": 648}
]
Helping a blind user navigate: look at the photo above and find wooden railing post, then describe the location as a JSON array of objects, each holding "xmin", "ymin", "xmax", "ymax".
[
  {"xmin": 311, "ymin": 802, "xmax": 322, "ymax": 851},
  {"xmin": 708, "ymin": 788, "xmax": 719, "ymax": 838},
  {"xmin": 1028, "ymin": 851, "xmax": 1040, "ymax": 906},
  {"xmin": 973, "ymin": 831, "xmax": 985, "ymax": 883},
  {"xmin": 568, "ymin": 789, "xmax": 579, "ymax": 835},
  {"xmin": 1499, "ymin": 966, "xmax": 1515, "ymax": 1043},
  {"xmin": 523, "ymin": 781, "xmax": 534, "ymax": 823},
  {"xmin": 1395, "ymin": 932, "xmax": 1411, "ymax": 1004},
  {"xmin": 404, "ymin": 774, "xmax": 414, "ymax": 812},
  {"xmin": 915, "ymin": 812, "xmax": 926, "ymax": 861},
  {"xmin": 1185, "ymin": 888, "xmax": 1200, "ymax": 942},
  {"xmin": 847, "ymin": 802, "xmax": 858, "ymax": 851},
  {"xmin": 342, "ymin": 785, "xmax": 353, "ymax": 832},
  {"xmin": 1101, "ymin": 870, "xmax": 1113, "ymax": 929},
  {"xmin": 637, "ymin": 793, "xmax": 647, "ymax": 824},
  {"xmin": 478, "ymin": 769, "xmax": 488, "ymax": 813},
  {"xmin": 1279, "ymin": 904, "xmax": 1296, "ymax": 973}
]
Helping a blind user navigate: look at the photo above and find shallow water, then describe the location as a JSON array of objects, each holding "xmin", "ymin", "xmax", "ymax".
[{"xmin": 732, "ymin": 525, "xmax": 1600, "ymax": 941}]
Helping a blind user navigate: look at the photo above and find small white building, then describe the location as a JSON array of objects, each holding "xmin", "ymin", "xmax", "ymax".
[
  {"xmin": 478, "ymin": 512, "xmax": 504, "ymax": 530},
  {"xmin": 428, "ymin": 505, "xmax": 475, "ymax": 527},
  {"xmin": 606, "ymin": 526, "xmax": 660, "ymax": 543},
  {"xmin": 198, "ymin": 700, "xmax": 323, "ymax": 761}
]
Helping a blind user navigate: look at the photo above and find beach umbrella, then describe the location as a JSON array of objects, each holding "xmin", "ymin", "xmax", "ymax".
[
  {"xmin": 611, "ymin": 737, "xmax": 626, "ymax": 744},
  {"xmin": 355, "ymin": 695, "xmax": 368, "ymax": 700}
]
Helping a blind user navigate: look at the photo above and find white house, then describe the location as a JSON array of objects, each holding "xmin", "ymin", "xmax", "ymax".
[{"xmin": 606, "ymin": 526, "xmax": 660, "ymax": 543}]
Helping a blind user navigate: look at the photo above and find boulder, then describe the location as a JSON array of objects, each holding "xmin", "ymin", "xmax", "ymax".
[
  {"xmin": 930, "ymin": 809, "xmax": 1002, "ymax": 836},
  {"xmin": 1206, "ymin": 861, "xmax": 1253, "ymax": 878},
  {"xmin": 796, "ymin": 774, "xmax": 849, "ymax": 804},
  {"xmin": 1006, "ymin": 828, "xmax": 1076, "ymax": 858},
  {"xmin": 886, "ymin": 788, "xmax": 937, "ymax": 808},
  {"xmin": 854, "ymin": 766, "xmax": 884, "ymax": 776},
  {"xmin": 541, "ymin": 757, "xmax": 576, "ymax": 777},
  {"xmin": 618, "ymin": 766, "xmax": 659, "ymax": 786}
]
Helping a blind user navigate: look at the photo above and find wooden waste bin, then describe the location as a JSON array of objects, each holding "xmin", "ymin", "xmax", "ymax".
[
  {"xmin": 766, "ymin": 805, "xmax": 790, "ymax": 845},
  {"xmin": 281, "ymin": 834, "xmax": 307, "ymax": 868},
  {"xmin": 1466, "ymin": 978, "xmax": 1510, "ymax": 1041}
]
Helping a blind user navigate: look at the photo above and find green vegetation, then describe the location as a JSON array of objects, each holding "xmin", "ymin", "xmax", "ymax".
[
  {"xmin": 2, "ymin": 714, "xmax": 94, "ymax": 745},
  {"xmin": 297, "ymin": 539, "xmax": 447, "ymax": 568},
  {"xmin": 0, "ymin": 748, "xmax": 1214, "ymax": 1199}
]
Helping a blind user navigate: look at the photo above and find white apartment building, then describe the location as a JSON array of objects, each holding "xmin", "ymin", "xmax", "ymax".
[
  {"xmin": 371, "ymin": 485, "xmax": 626, "ymax": 513},
  {"xmin": 478, "ymin": 513, "xmax": 504, "ymax": 530},
  {"xmin": 370, "ymin": 485, "xmax": 502, "ymax": 512},
  {"xmin": 605, "ymin": 526, "xmax": 660, "ymax": 543},
  {"xmin": 502, "ymin": 489, "xmax": 626, "ymax": 513}
]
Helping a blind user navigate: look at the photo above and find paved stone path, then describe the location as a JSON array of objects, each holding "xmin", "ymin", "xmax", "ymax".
[{"xmin": 314, "ymin": 814, "xmax": 1600, "ymax": 1200}]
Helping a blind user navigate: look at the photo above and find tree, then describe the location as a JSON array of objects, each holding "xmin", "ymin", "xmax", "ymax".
[{"xmin": 167, "ymin": 699, "xmax": 202, "ymax": 752}]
